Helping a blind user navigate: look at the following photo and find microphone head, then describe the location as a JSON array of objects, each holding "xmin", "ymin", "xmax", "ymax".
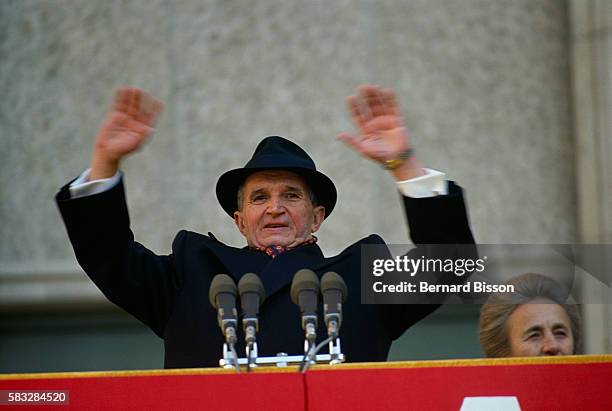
[
  {"xmin": 321, "ymin": 272, "xmax": 348, "ymax": 303},
  {"xmin": 290, "ymin": 269, "xmax": 320, "ymax": 305},
  {"xmin": 238, "ymin": 273, "xmax": 266, "ymax": 304},
  {"xmin": 209, "ymin": 274, "xmax": 237, "ymax": 308}
]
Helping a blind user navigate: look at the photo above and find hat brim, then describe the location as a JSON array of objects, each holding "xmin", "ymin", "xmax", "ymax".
[{"xmin": 216, "ymin": 166, "xmax": 337, "ymax": 219}]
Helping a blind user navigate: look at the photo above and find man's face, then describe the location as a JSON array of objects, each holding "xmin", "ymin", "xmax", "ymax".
[
  {"xmin": 507, "ymin": 300, "xmax": 574, "ymax": 357},
  {"xmin": 233, "ymin": 170, "xmax": 325, "ymax": 249}
]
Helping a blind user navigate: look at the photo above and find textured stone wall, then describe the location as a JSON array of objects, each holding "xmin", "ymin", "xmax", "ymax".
[
  {"xmin": 570, "ymin": 0, "xmax": 612, "ymax": 354},
  {"xmin": 0, "ymin": 1, "xmax": 575, "ymax": 304}
]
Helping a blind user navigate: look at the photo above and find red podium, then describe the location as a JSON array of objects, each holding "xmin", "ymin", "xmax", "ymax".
[{"xmin": 1, "ymin": 355, "xmax": 610, "ymax": 410}]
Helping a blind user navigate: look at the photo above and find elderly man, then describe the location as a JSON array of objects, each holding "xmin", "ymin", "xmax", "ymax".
[{"xmin": 56, "ymin": 85, "xmax": 474, "ymax": 368}]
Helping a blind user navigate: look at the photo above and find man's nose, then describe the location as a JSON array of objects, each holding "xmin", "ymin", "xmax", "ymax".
[
  {"xmin": 266, "ymin": 196, "xmax": 286, "ymax": 215},
  {"xmin": 541, "ymin": 335, "xmax": 561, "ymax": 356}
]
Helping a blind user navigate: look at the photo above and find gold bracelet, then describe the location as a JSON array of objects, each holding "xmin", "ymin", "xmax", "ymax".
[{"xmin": 382, "ymin": 149, "xmax": 414, "ymax": 170}]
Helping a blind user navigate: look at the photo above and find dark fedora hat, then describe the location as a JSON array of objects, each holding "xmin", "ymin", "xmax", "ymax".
[{"xmin": 216, "ymin": 136, "xmax": 337, "ymax": 218}]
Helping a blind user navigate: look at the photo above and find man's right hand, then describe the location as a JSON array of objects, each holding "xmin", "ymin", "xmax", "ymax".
[{"xmin": 89, "ymin": 87, "xmax": 163, "ymax": 180}]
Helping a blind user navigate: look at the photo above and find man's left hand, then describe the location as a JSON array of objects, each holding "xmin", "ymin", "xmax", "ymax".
[{"xmin": 338, "ymin": 85, "xmax": 425, "ymax": 181}]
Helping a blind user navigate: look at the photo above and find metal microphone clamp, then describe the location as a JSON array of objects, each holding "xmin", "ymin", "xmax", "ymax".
[
  {"xmin": 328, "ymin": 338, "xmax": 343, "ymax": 365},
  {"xmin": 222, "ymin": 342, "xmax": 238, "ymax": 369}
]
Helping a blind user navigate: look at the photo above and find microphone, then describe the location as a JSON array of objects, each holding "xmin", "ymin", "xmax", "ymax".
[
  {"xmin": 321, "ymin": 272, "xmax": 348, "ymax": 339},
  {"xmin": 209, "ymin": 274, "xmax": 238, "ymax": 345},
  {"xmin": 291, "ymin": 269, "xmax": 320, "ymax": 344},
  {"xmin": 238, "ymin": 273, "xmax": 265, "ymax": 345}
]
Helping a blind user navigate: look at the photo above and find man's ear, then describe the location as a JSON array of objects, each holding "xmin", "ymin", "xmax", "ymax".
[
  {"xmin": 311, "ymin": 206, "xmax": 325, "ymax": 233},
  {"xmin": 233, "ymin": 211, "xmax": 247, "ymax": 236}
]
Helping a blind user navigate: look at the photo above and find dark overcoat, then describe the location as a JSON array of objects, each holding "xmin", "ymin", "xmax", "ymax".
[{"xmin": 56, "ymin": 179, "xmax": 474, "ymax": 368}]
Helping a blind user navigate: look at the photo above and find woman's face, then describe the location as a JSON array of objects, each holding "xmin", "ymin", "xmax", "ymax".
[{"xmin": 507, "ymin": 299, "xmax": 574, "ymax": 356}]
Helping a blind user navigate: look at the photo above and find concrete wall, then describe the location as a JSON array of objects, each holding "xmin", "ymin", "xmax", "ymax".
[
  {"xmin": 0, "ymin": 0, "xmax": 582, "ymax": 371},
  {"xmin": 570, "ymin": 0, "xmax": 612, "ymax": 355}
]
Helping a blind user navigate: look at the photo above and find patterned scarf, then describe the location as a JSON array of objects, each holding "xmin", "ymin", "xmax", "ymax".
[{"xmin": 252, "ymin": 235, "xmax": 318, "ymax": 259}]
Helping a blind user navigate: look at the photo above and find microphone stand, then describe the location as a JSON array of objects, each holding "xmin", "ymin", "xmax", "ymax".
[
  {"xmin": 326, "ymin": 319, "xmax": 343, "ymax": 365},
  {"xmin": 244, "ymin": 322, "xmax": 258, "ymax": 372},
  {"xmin": 304, "ymin": 320, "xmax": 318, "ymax": 364},
  {"xmin": 220, "ymin": 325, "xmax": 240, "ymax": 372}
]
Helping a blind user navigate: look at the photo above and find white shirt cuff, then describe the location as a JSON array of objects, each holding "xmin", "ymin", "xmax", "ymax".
[
  {"xmin": 395, "ymin": 168, "xmax": 448, "ymax": 198},
  {"xmin": 69, "ymin": 169, "xmax": 122, "ymax": 199}
]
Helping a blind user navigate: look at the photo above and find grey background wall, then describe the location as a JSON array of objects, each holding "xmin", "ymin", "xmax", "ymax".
[{"xmin": 1, "ymin": 0, "xmax": 608, "ymax": 373}]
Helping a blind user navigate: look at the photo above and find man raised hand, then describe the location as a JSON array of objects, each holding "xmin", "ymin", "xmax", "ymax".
[
  {"xmin": 89, "ymin": 87, "xmax": 163, "ymax": 180},
  {"xmin": 338, "ymin": 84, "xmax": 425, "ymax": 181},
  {"xmin": 56, "ymin": 84, "xmax": 474, "ymax": 368}
]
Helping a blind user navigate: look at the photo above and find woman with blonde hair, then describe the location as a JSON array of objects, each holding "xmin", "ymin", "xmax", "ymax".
[{"xmin": 479, "ymin": 273, "xmax": 581, "ymax": 357}]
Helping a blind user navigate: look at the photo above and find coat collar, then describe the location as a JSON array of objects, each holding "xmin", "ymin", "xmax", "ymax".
[{"xmin": 202, "ymin": 234, "xmax": 352, "ymax": 297}]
